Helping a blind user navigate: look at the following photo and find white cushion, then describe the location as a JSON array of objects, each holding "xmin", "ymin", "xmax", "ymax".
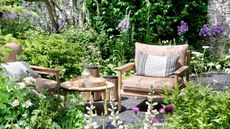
[{"xmin": 1, "ymin": 61, "xmax": 39, "ymax": 82}]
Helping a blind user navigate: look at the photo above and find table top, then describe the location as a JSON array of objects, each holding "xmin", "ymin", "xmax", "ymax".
[{"xmin": 60, "ymin": 81, "xmax": 114, "ymax": 92}]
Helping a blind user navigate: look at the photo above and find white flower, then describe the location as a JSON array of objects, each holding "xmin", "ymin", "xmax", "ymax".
[
  {"xmin": 215, "ymin": 64, "xmax": 221, "ymax": 70},
  {"xmin": 18, "ymin": 120, "xmax": 26, "ymax": 126},
  {"xmin": 25, "ymin": 126, "xmax": 30, "ymax": 129},
  {"xmin": 5, "ymin": 124, "xmax": 11, "ymax": 128},
  {"xmin": 162, "ymin": 40, "xmax": 169, "ymax": 44},
  {"xmin": 17, "ymin": 82, "xmax": 26, "ymax": 89},
  {"xmin": 191, "ymin": 51, "xmax": 203, "ymax": 57},
  {"xmin": 23, "ymin": 77, "xmax": 36, "ymax": 85},
  {"xmin": 22, "ymin": 100, "xmax": 32, "ymax": 108},
  {"xmin": 11, "ymin": 99, "xmax": 19, "ymax": 107},
  {"xmin": 202, "ymin": 46, "xmax": 210, "ymax": 49},
  {"xmin": 118, "ymin": 125, "xmax": 124, "ymax": 129}
]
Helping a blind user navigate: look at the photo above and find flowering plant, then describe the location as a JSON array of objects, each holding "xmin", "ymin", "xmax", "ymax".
[{"xmin": 177, "ymin": 20, "xmax": 189, "ymax": 44}]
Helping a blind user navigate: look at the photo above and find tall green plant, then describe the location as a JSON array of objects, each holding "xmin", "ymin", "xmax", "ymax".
[
  {"xmin": 164, "ymin": 83, "xmax": 230, "ymax": 128},
  {"xmin": 86, "ymin": 0, "xmax": 209, "ymax": 48}
]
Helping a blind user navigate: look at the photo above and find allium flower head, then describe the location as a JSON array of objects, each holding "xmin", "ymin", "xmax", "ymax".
[
  {"xmin": 132, "ymin": 107, "xmax": 140, "ymax": 114},
  {"xmin": 150, "ymin": 118, "xmax": 159, "ymax": 125},
  {"xmin": 177, "ymin": 20, "xmax": 188, "ymax": 35},
  {"xmin": 199, "ymin": 24, "xmax": 212, "ymax": 37},
  {"xmin": 212, "ymin": 24, "xmax": 223, "ymax": 36},
  {"xmin": 165, "ymin": 104, "xmax": 175, "ymax": 113}
]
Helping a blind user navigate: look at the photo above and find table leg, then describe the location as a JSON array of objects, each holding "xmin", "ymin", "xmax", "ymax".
[{"xmin": 64, "ymin": 90, "xmax": 68, "ymax": 107}]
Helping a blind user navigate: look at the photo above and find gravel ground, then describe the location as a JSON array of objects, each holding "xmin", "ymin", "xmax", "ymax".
[{"xmin": 89, "ymin": 71, "xmax": 230, "ymax": 129}]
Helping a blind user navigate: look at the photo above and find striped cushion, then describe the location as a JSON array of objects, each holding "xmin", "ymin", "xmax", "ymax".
[{"xmin": 136, "ymin": 52, "xmax": 179, "ymax": 77}]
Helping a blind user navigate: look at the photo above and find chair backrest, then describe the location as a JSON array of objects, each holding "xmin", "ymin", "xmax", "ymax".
[
  {"xmin": 3, "ymin": 43, "xmax": 22, "ymax": 62},
  {"xmin": 135, "ymin": 42, "xmax": 189, "ymax": 68}
]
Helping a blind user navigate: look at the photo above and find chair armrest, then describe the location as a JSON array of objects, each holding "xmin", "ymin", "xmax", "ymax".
[
  {"xmin": 174, "ymin": 66, "xmax": 189, "ymax": 76},
  {"xmin": 116, "ymin": 63, "xmax": 135, "ymax": 74},
  {"xmin": 30, "ymin": 65, "xmax": 60, "ymax": 87},
  {"xmin": 30, "ymin": 66, "xmax": 60, "ymax": 76}
]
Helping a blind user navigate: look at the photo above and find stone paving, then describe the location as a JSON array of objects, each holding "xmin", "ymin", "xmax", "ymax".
[{"xmin": 92, "ymin": 71, "xmax": 230, "ymax": 129}]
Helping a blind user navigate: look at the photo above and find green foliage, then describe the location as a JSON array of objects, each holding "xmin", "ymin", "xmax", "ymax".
[
  {"xmin": 0, "ymin": 18, "xmax": 33, "ymax": 38},
  {"xmin": 58, "ymin": 94, "xmax": 84, "ymax": 129},
  {"xmin": 21, "ymin": 30, "xmax": 84, "ymax": 79},
  {"xmin": 0, "ymin": 0, "xmax": 23, "ymax": 13},
  {"xmin": 86, "ymin": 0, "xmax": 208, "ymax": 47},
  {"xmin": 0, "ymin": 73, "xmax": 84, "ymax": 128},
  {"xmin": 21, "ymin": 27, "xmax": 128, "ymax": 79},
  {"xmin": 164, "ymin": 83, "xmax": 230, "ymax": 129}
]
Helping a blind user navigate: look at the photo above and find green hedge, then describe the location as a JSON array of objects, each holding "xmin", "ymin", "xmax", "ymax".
[{"xmin": 86, "ymin": 0, "xmax": 208, "ymax": 48}]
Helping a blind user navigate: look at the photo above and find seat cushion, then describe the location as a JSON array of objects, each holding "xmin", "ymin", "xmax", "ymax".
[
  {"xmin": 135, "ymin": 43, "xmax": 188, "ymax": 68},
  {"xmin": 122, "ymin": 75, "xmax": 182, "ymax": 93},
  {"xmin": 35, "ymin": 78, "xmax": 58, "ymax": 92}
]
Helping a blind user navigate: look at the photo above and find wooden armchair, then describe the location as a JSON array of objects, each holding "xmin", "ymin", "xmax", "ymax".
[
  {"xmin": 116, "ymin": 43, "xmax": 190, "ymax": 111},
  {"xmin": 3, "ymin": 43, "xmax": 60, "ymax": 93}
]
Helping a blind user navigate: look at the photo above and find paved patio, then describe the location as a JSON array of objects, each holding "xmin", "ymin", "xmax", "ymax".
[{"xmin": 90, "ymin": 71, "xmax": 230, "ymax": 129}]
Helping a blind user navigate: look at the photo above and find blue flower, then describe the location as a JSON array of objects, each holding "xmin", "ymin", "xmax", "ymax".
[
  {"xmin": 177, "ymin": 21, "xmax": 188, "ymax": 35},
  {"xmin": 199, "ymin": 24, "xmax": 212, "ymax": 37}
]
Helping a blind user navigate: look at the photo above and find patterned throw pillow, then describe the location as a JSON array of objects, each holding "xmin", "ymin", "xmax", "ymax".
[
  {"xmin": 136, "ymin": 52, "xmax": 180, "ymax": 77},
  {"xmin": 1, "ymin": 61, "xmax": 40, "ymax": 82}
]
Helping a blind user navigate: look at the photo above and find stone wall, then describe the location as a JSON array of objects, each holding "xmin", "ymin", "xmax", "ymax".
[{"xmin": 208, "ymin": 0, "xmax": 230, "ymax": 41}]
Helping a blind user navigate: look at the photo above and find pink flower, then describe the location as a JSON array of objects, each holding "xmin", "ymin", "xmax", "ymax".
[
  {"xmin": 159, "ymin": 107, "xmax": 165, "ymax": 114},
  {"xmin": 132, "ymin": 107, "xmax": 140, "ymax": 114},
  {"xmin": 150, "ymin": 118, "xmax": 159, "ymax": 125},
  {"xmin": 165, "ymin": 104, "xmax": 175, "ymax": 113}
]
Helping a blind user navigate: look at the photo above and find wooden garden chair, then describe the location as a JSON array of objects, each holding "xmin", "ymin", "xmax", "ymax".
[
  {"xmin": 3, "ymin": 43, "xmax": 60, "ymax": 93},
  {"xmin": 116, "ymin": 42, "xmax": 190, "ymax": 111}
]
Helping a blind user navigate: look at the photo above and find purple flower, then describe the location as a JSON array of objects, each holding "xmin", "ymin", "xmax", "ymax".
[
  {"xmin": 150, "ymin": 118, "xmax": 159, "ymax": 125},
  {"xmin": 165, "ymin": 104, "xmax": 175, "ymax": 113},
  {"xmin": 212, "ymin": 24, "xmax": 223, "ymax": 36},
  {"xmin": 117, "ymin": 19, "xmax": 126, "ymax": 29},
  {"xmin": 199, "ymin": 24, "xmax": 212, "ymax": 37},
  {"xmin": 177, "ymin": 20, "xmax": 188, "ymax": 35},
  {"xmin": 132, "ymin": 107, "xmax": 140, "ymax": 114},
  {"xmin": 116, "ymin": 10, "xmax": 131, "ymax": 32}
]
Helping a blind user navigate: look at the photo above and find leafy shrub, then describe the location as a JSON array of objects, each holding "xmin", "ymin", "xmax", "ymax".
[
  {"xmin": 86, "ymin": 0, "xmax": 208, "ymax": 47},
  {"xmin": 0, "ymin": 72, "xmax": 84, "ymax": 128},
  {"xmin": 164, "ymin": 83, "xmax": 230, "ymax": 128},
  {"xmin": 21, "ymin": 29, "xmax": 86, "ymax": 79},
  {"xmin": 21, "ymin": 27, "xmax": 128, "ymax": 79},
  {"xmin": 0, "ymin": 18, "xmax": 33, "ymax": 38}
]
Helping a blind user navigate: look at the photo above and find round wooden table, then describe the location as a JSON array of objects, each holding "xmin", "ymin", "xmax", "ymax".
[{"xmin": 60, "ymin": 81, "xmax": 114, "ymax": 114}]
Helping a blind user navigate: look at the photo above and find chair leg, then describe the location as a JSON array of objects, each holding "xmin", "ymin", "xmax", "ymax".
[{"xmin": 118, "ymin": 94, "xmax": 121, "ymax": 111}]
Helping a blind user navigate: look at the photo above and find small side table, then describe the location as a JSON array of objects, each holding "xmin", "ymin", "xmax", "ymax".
[{"xmin": 60, "ymin": 81, "xmax": 114, "ymax": 114}]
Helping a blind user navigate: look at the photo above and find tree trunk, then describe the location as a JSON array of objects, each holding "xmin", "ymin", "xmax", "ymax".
[{"xmin": 44, "ymin": 0, "xmax": 59, "ymax": 32}]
